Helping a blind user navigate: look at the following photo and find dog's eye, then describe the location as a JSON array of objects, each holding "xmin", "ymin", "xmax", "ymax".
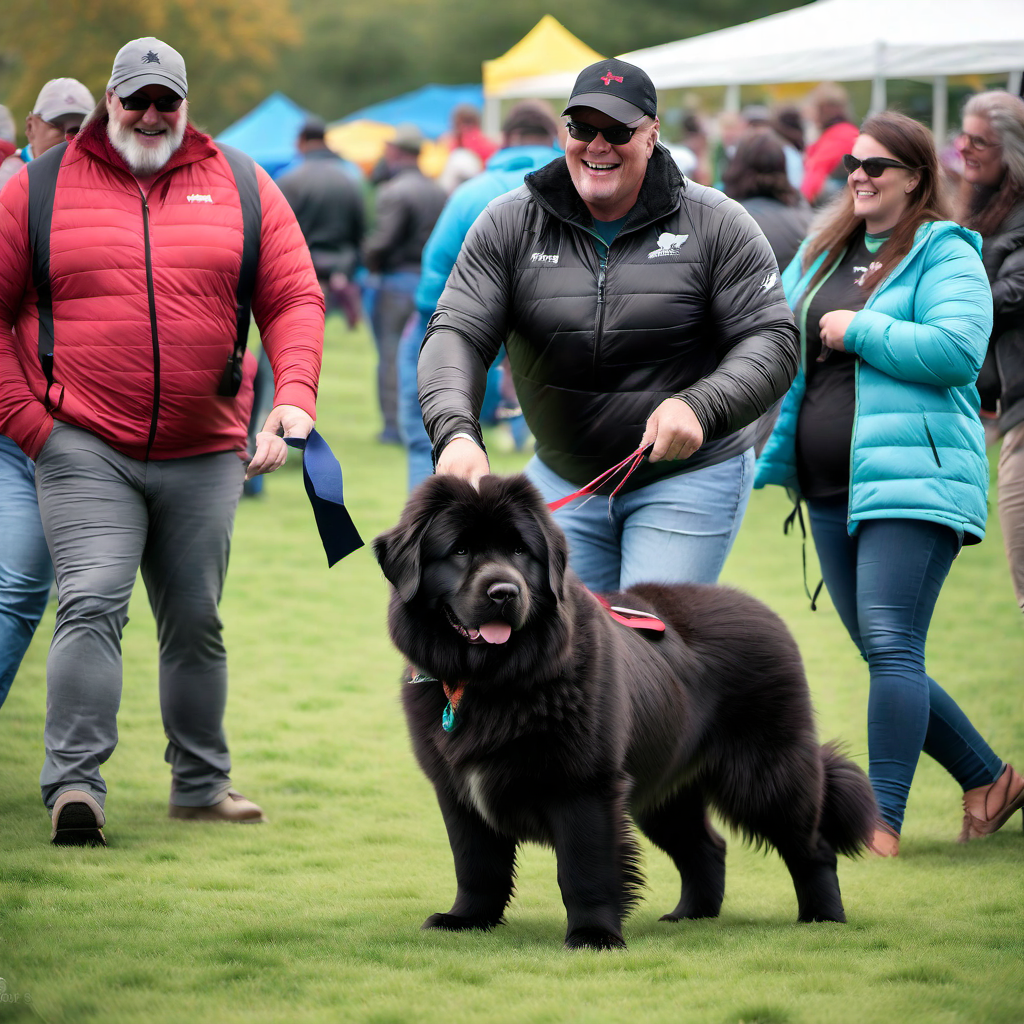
[
  {"xmin": 514, "ymin": 546, "xmax": 526, "ymax": 555},
  {"xmin": 453, "ymin": 547, "xmax": 468, "ymax": 556}
]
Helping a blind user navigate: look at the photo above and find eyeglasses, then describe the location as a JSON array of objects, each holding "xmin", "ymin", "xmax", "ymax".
[
  {"xmin": 842, "ymin": 154, "xmax": 915, "ymax": 177},
  {"xmin": 45, "ymin": 119, "xmax": 82, "ymax": 137},
  {"xmin": 566, "ymin": 120, "xmax": 639, "ymax": 146},
  {"xmin": 119, "ymin": 92, "xmax": 184, "ymax": 113},
  {"xmin": 957, "ymin": 132, "xmax": 1001, "ymax": 152}
]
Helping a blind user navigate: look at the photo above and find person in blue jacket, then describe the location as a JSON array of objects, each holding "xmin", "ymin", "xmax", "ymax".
[
  {"xmin": 756, "ymin": 111, "xmax": 1024, "ymax": 856},
  {"xmin": 396, "ymin": 101, "xmax": 563, "ymax": 490}
]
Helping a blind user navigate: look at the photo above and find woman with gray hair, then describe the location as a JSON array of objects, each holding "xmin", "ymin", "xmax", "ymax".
[{"xmin": 957, "ymin": 90, "xmax": 1024, "ymax": 616}]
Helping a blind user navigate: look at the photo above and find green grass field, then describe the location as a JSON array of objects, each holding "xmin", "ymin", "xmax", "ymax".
[{"xmin": 1, "ymin": 318, "xmax": 1022, "ymax": 1024}]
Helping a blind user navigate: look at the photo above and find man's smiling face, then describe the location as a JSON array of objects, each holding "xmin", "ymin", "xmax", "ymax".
[
  {"xmin": 564, "ymin": 107, "xmax": 658, "ymax": 222},
  {"xmin": 106, "ymin": 84, "xmax": 187, "ymax": 175}
]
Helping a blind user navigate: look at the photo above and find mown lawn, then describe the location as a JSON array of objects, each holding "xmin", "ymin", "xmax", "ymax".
[{"xmin": 0, "ymin": 316, "xmax": 1021, "ymax": 1024}]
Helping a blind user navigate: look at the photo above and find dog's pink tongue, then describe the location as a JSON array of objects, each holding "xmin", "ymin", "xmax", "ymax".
[{"xmin": 479, "ymin": 620, "xmax": 512, "ymax": 644}]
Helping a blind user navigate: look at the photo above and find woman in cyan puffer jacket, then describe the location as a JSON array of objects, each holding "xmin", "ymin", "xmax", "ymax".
[{"xmin": 756, "ymin": 111, "xmax": 1024, "ymax": 857}]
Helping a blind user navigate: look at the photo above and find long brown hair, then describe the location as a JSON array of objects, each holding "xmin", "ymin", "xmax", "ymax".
[
  {"xmin": 957, "ymin": 91, "xmax": 1024, "ymax": 238},
  {"xmin": 722, "ymin": 128, "xmax": 801, "ymax": 206},
  {"xmin": 802, "ymin": 111, "xmax": 949, "ymax": 291}
]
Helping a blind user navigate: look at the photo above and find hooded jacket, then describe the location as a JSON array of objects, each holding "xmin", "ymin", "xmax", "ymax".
[
  {"xmin": 415, "ymin": 143, "xmax": 564, "ymax": 316},
  {"xmin": 978, "ymin": 200, "xmax": 1024, "ymax": 433},
  {"xmin": 0, "ymin": 116, "xmax": 323, "ymax": 461},
  {"xmin": 754, "ymin": 221, "xmax": 993, "ymax": 544},
  {"xmin": 419, "ymin": 144, "xmax": 799, "ymax": 491}
]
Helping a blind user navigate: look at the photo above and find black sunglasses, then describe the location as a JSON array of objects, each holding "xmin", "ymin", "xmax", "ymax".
[
  {"xmin": 119, "ymin": 92, "xmax": 184, "ymax": 113},
  {"xmin": 566, "ymin": 120, "xmax": 639, "ymax": 146},
  {"xmin": 842, "ymin": 154, "xmax": 914, "ymax": 177},
  {"xmin": 46, "ymin": 120, "xmax": 82, "ymax": 137}
]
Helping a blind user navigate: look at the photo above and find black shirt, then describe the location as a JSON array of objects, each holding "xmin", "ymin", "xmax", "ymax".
[{"xmin": 795, "ymin": 229, "xmax": 888, "ymax": 500}]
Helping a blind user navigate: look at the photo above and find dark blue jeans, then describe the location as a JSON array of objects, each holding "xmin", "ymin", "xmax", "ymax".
[{"xmin": 807, "ymin": 501, "xmax": 1003, "ymax": 832}]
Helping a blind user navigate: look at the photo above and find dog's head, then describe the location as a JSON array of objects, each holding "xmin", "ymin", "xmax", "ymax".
[{"xmin": 374, "ymin": 474, "xmax": 568, "ymax": 668}]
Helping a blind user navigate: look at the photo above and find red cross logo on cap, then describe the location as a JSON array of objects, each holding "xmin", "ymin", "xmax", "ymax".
[{"xmin": 600, "ymin": 72, "xmax": 624, "ymax": 86}]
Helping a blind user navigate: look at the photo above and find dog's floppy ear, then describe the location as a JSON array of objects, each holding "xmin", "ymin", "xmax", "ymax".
[
  {"xmin": 373, "ymin": 523, "xmax": 425, "ymax": 603},
  {"xmin": 374, "ymin": 476, "xmax": 465, "ymax": 602}
]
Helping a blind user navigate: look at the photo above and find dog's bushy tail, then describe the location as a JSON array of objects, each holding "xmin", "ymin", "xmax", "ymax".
[{"xmin": 818, "ymin": 741, "xmax": 877, "ymax": 856}]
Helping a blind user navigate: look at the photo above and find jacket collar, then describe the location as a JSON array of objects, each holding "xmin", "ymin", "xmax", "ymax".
[
  {"xmin": 524, "ymin": 143, "xmax": 683, "ymax": 234},
  {"xmin": 72, "ymin": 114, "xmax": 219, "ymax": 179}
]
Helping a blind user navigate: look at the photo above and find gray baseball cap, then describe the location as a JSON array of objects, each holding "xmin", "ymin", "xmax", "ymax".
[
  {"xmin": 108, "ymin": 37, "xmax": 188, "ymax": 99},
  {"xmin": 32, "ymin": 79, "xmax": 95, "ymax": 123}
]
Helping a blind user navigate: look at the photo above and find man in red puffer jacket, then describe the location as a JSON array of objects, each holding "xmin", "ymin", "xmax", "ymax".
[{"xmin": 0, "ymin": 37, "xmax": 325, "ymax": 847}]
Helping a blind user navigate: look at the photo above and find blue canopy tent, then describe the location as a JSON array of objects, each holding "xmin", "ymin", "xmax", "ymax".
[
  {"xmin": 215, "ymin": 92, "xmax": 312, "ymax": 178},
  {"xmin": 336, "ymin": 83, "xmax": 484, "ymax": 138}
]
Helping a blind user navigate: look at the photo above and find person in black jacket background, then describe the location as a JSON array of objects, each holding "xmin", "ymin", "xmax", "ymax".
[
  {"xmin": 957, "ymin": 90, "xmax": 1024, "ymax": 615},
  {"xmin": 418, "ymin": 60, "xmax": 798, "ymax": 591}
]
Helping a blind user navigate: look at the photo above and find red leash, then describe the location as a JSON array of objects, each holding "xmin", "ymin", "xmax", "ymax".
[
  {"xmin": 543, "ymin": 444, "xmax": 666, "ymax": 635},
  {"xmin": 546, "ymin": 443, "xmax": 653, "ymax": 512}
]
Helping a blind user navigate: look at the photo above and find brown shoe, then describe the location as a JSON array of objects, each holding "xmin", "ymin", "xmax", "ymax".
[
  {"xmin": 867, "ymin": 819, "xmax": 900, "ymax": 857},
  {"xmin": 51, "ymin": 790, "xmax": 106, "ymax": 847},
  {"xmin": 168, "ymin": 789, "xmax": 267, "ymax": 823},
  {"xmin": 958, "ymin": 764, "xmax": 1024, "ymax": 842}
]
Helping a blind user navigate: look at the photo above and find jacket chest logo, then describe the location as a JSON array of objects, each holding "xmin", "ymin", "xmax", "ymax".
[
  {"xmin": 187, "ymin": 194, "xmax": 214, "ymax": 203},
  {"xmin": 648, "ymin": 232, "xmax": 689, "ymax": 258},
  {"xmin": 531, "ymin": 252, "xmax": 559, "ymax": 264}
]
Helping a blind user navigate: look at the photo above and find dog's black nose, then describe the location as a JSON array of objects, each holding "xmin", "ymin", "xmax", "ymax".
[{"xmin": 487, "ymin": 582, "xmax": 520, "ymax": 603}]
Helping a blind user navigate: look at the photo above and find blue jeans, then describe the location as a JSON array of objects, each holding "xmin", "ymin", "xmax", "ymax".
[
  {"xmin": 0, "ymin": 434, "xmax": 54, "ymax": 707},
  {"xmin": 526, "ymin": 450, "xmax": 754, "ymax": 591},
  {"xmin": 807, "ymin": 501, "xmax": 1003, "ymax": 832}
]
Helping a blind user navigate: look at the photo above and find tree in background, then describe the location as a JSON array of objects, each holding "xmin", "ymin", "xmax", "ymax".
[
  {"xmin": 278, "ymin": 0, "xmax": 810, "ymax": 127},
  {"xmin": 0, "ymin": 0, "xmax": 301, "ymax": 136},
  {"xmin": 1, "ymin": 0, "xmax": 809, "ymax": 135}
]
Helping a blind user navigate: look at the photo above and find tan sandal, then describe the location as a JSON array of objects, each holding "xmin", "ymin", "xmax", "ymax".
[{"xmin": 958, "ymin": 763, "xmax": 1024, "ymax": 842}]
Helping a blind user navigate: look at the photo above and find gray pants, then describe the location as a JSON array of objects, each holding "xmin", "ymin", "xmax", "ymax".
[
  {"xmin": 369, "ymin": 284, "xmax": 416, "ymax": 440},
  {"xmin": 34, "ymin": 423, "xmax": 244, "ymax": 810}
]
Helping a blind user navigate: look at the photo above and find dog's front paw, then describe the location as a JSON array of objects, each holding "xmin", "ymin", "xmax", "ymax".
[
  {"xmin": 564, "ymin": 927, "xmax": 626, "ymax": 950},
  {"xmin": 422, "ymin": 912, "xmax": 501, "ymax": 932}
]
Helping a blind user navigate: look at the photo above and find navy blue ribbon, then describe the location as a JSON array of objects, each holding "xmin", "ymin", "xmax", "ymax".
[{"xmin": 284, "ymin": 429, "xmax": 363, "ymax": 566}]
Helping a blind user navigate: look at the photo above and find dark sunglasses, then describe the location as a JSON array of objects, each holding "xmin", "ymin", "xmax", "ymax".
[
  {"xmin": 119, "ymin": 92, "xmax": 184, "ymax": 113},
  {"xmin": 566, "ymin": 120, "xmax": 639, "ymax": 146},
  {"xmin": 47, "ymin": 120, "xmax": 82, "ymax": 137},
  {"xmin": 842, "ymin": 154, "xmax": 914, "ymax": 177}
]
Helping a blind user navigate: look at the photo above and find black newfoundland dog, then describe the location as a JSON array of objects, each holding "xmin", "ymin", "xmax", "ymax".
[{"xmin": 374, "ymin": 474, "xmax": 876, "ymax": 950}]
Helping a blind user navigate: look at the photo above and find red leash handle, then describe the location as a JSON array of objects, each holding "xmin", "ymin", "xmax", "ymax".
[{"xmin": 546, "ymin": 443, "xmax": 652, "ymax": 512}]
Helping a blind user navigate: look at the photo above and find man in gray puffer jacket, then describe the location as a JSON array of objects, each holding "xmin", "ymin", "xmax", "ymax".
[{"xmin": 419, "ymin": 60, "xmax": 799, "ymax": 591}]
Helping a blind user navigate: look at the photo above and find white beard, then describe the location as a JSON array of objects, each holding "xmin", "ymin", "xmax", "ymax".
[{"xmin": 107, "ymin": 101, "xmax": 188, "ymax": 174}]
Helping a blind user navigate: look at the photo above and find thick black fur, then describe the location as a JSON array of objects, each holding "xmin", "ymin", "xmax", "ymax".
[{"xmin": 374, "ymin": 474, "xmax": 877, "ymax": 950}]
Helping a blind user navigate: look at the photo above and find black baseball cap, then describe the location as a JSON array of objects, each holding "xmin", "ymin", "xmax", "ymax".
[{"xmin": 562, "ymin": 59, "xmax": 658, "ymax": 124}]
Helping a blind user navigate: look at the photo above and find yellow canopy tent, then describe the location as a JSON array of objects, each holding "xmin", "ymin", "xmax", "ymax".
[
  {"xmin": 482, "ymin": 15, "xmax": 602, "ymax": 134},
  {"xmin": 325, "ymin": 120, "xmax": 448, "ymax": 178}
]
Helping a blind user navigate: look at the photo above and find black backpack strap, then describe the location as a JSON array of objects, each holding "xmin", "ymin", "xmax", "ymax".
[
  {"xmin": 216, "ymin": 143, "xmax": 262, "ymax": 397},
  {"xmin": 26, "ymin": 141, "xmax": 69, "ymax": 412}
]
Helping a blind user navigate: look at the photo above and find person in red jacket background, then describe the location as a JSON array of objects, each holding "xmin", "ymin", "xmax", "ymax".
[
  {"xmin": 801, "ymin": 82, "xmax": 860, "ymax": 207},
  {"xmin": 0, "ymin": 37, "xmax": 325, "ymax": 846}
]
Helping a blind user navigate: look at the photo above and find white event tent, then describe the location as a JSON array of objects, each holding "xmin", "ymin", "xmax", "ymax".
[{"xmin": 497, "ymin": 0, "xmax": 1024, "ymax": 141}]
